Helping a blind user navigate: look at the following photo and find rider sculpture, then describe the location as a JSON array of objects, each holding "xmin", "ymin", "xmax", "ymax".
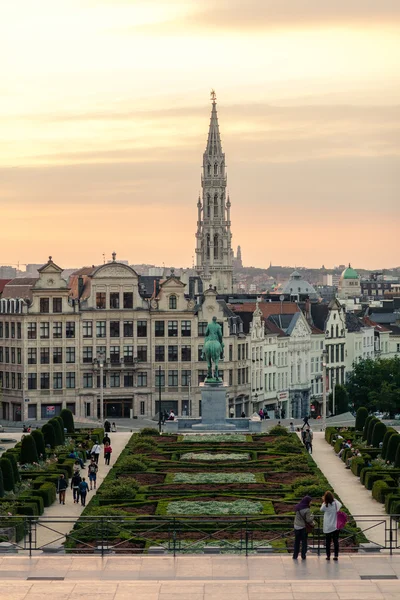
[{"xmin": 201, "ymin": 316, "xmax": 224, "ymax": 382}]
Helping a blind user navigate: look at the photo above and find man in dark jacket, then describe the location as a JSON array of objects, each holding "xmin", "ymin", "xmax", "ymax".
[{"xmin": 57, "ymin": 474, "xmax": 68, "ymax": 505}]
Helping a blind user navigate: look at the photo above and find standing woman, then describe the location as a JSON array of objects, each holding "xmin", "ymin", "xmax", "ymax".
[
  {"xmin": 293, "ymin": 495, "xmax": 315, "ymax": 560},
  {"xmin": 104, "ymin": 441, "xmax": 112, "ymax": 465},
  {"xmin": 321, "ymin": 490, "xmax": 342, "ymax": 560}
]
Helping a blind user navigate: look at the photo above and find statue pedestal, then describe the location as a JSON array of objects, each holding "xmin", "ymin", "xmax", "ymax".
[{"xmin": 192, "ymin": 382, "xmax": 236, "ymax": 431}]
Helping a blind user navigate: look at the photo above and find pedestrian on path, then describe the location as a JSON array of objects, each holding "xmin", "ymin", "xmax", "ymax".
[
  {"xmin": 71, "ymin": 472, "xmax": 82, "ymax": 504},
  {"xmin": 79, "ymin": 477, "xmax": 89, "ymax": 506},
  {"xmin": 321, "ymin": 491, "xmax": 342, "ymax": 561},
  {"xmin": 111, "ymin": 422, "xmax": 117, "ymax": 432},
  {"xmin": 91, "ymin": 442, "xmax": 101, "ymax": 464},
  {"xmin": 57, "ymin": 474, "xmax": 68, "ymax": 505},
  {"xmin": 104, "ymin": 420, "xmax": 111, "ymax": 433},
  {"xmin": 88, "ymin": 459, "xmax": 98, "ymax": 490},
  {"xmin": 104, "ymin": 441, "xmax": 112, "ymax": 465},
  {"xmin": 292, "ymin": 495, "xmax": 315, "ymax": 560},
  {"xmin": 102, "ymin": 433, "xmax": 111, "ymax": 446},
  {"xmin": 301, "ymin": 415, "xmax": 310, "ymax": 430},
  {"xmin": 304, "ymin": 427, "xmax": 313, "ymax": 454}
]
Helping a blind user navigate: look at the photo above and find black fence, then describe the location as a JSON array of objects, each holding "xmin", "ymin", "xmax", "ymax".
[{"xmin": 0, "ymin": 514, "xmax": 397, "ymax": 556}]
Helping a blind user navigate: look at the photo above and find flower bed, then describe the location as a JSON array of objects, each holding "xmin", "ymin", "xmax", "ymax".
[
  {"xmin": 173, "ymin": 473, "xmax": 256, "ymax": 484},
  {"xmin": 182, "ymin": 434, "xmax": 248, "ymax": 443},
  {"xmin": 180, "ymin": 453, "xmax": 250, "ymax": 461},
  {"xmin": 166, "ymin": 500, "xmax": 263, "ymax": 515}
]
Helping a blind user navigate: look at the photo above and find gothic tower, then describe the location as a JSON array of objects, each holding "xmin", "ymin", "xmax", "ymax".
[{"xmin": 195, "ymin": 92, "xmax": 233, "ymax": 294}]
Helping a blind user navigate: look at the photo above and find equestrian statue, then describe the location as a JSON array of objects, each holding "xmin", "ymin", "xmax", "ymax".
[{"xmin": 201, "ymin": 316, "xmax": 224, "ymax": 382}]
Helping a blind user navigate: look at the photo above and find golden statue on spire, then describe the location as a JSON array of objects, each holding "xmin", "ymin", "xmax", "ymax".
[{"xmin": 210, "ymin": 89, "xmax": 217, "ymax": 103}]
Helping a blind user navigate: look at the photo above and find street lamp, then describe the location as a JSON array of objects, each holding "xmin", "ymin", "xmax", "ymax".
[
  {"xmin": 97, "ymin": 350, "xmax": 105, "ymax": 424},
  {"xmin": 322, "ymin": 349, "xmax": 328, "ymax": 431}
]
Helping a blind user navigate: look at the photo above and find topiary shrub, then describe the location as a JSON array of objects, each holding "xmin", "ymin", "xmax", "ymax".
[
  {"xmin": 2, "ymin": 452, "xmax": 20, "ymax": 484},
  {"xmin": 116, "ymin": 456, "xmax": 148, "ymax": 472},
  {"xmin": 394, "ymin": 443, "xmax": 400, "ymax": 469},
  {"xmin": 98, "ymin": 480, "xmax": 139, "ymax": 500},
  {"xmin": 49, "ymin": 419, "xmax": 63, "ymax": 446},
  {"xmin": 60, "ymin": 408, "xmax": 75, "ymax": 433},
  {"xmin": 350, "ymin": 457, "xmax": 365, "ymax": 477},
  {"xmin": 362, "ymin": 416, "xmax": 374, "ymax": 441},
  {"xmin": 355, "ymin": 407, "xmax": 369, "ymax": 431},
  {"xmin": 131, "ymin": 441, "xmax": 157, "ymax": 454},
  {"xmin": 274, "ymin": 440, "xmax": 302, "ymax": 454},
  {"xmin": 0, "ymin": 468, "xmax": 4, "ymax": 498},
  {"xmin": 372, "ymin": 479, "xmax": 396, "ymax": 503},
  {"xmin": 20, "ymin": 434, "xmax": 39, "ymax": 464},
  {"xmin": 0, "ymin": 458, "xmax": 15, "ymax": 491},
  {"xmin": 295, "ymin": 483, "xmax": 327, "ymax": 498},
  {"xmin": 55, "ymin": 416, "xmax": 65, "ymax": 443},
  {"xmin": 42, "ymin": 423, "xmax": 56, "ymax": 448},
  {"xmin": 387, "ymin": 434, "xmax": 400, "ymax": 463},
  {"xmin": 366, "ymin": 417, "xmax": 379, "ymax": 446},
  {"xmin": 139, "ymin": 427, "xmax": 159, "ymax": 436},
  {"xmin": 31, "ymin": 429, "xmax": 46, "ymax": 458},
  {"xmin": 269, "ymin": 425, "xmax": 290, "ymax": 436},
  {"xmin": 381, "ymin": 428, "xmax": 397, "ymax": 460},
  {"xmin": 35, "ymin": 483, "xmax": 56, "ymax": 507},
  {"xmin": 371, "ymin": 421, "xmax": 387, "ymax": 448}
]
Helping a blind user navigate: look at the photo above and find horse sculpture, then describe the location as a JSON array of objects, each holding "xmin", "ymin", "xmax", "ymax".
[{"xmin": 201, "ymin": 316, "xmax": 224, "ymax": 381}]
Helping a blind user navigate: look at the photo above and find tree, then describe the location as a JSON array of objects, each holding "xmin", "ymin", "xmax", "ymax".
[
  {"xmin": 372, "ymin": 421, "xmax": 387, "ymax": 448},
  {"xmin": 20, "ymin": 434, "xmax": 39, "ymax": 465},
  {"xmin": 60, "ymin": 408, "xmax": 75, "ymax": 433},
  {"xmin": 2, "ymin": 452, "xmax": 20, "ymax": 484},
  {"xmin": 49, "ymin": 418, "xmax": 63, "ymax": 446},
  {"xmin": 355, "ymin": 407, "xmax": 368, "ymax": 431},
  {"xmin": 0, "ymin": 457, "xmax": 15, "ymax": 491},
  {"xmin": 363, "ymin": 416, "xmax": 374, "ymax": 441},
  {"xmin": 0, "ymin": 468, "xmax": 4, "ymax": 498},
  {"xmin": 367, "ymin": 417, "xmax": 379, "ymax": 446},
  {"xmin": 41, "ymin": 423, "xmax": 56, "ymax": 448},
  {"xmin": 31, "ymin": 429, "xmax": 46, "ymax": 458},
  {"xmin": 329, "ymin": 384, "xmax": 349, "ymax": 415},
  {"xmin": 381, "ymin": 428, "xmax": 397, "ymax": 460},
  {"xmin": 387, "ymin": 434, "xmax": 400, "ymax": 463},
  {"xmin": 346, "ymin": 357, "xmax": 400, "ymax": 415},
  {"xmin": 55, "ymin": 416, "xmax": 65, "ymax": 443}
]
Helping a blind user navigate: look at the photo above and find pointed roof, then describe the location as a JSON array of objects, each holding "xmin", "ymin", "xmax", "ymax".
[{"xmin": 205, "ymin": 94, "xmax": 223, "ymax": 157}]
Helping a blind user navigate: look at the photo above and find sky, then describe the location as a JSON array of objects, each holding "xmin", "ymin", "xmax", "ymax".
[{"xmin": 1, "ymin": 0, "xmax": 399, "ymax": 271}]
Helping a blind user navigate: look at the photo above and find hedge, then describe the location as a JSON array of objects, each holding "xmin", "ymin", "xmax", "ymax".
[
  {"xmin": 0, "ymin": 467, "xmax": 4, "ymax": 498},
  {"xmin": 362, "ymin": 416, "xmax": 374, "ymax": 441},
  {"xmin": 34, "ymin": 483, "xmax": 56, "ymax": 507},
  {"xmin": 366, "ymin": 417, "xmax": 379, "ymax": 446},
  {"xmin": 0, "ymin": 458, "xmax": 15, "ymax": 492},
  {"xmin": 60, "ymin": 408, "xmax": 75, "ymax": 433},
  {"xmin": 49, "ymin": 418, "xmax": 63, "ymax": 446},
  {"xmin": 20, "ymin": 434, "xmax": 39, "ymax": 465},
  {"xmin": 394, "ymin": 443, "xmax": 400, "ymax": 469},
  {"xmin": 387, "ymin": 434, "xmax": 400, "ymax": 463},
  {"xmin": 371, "ymin": 421, "xmax": 387, "ymax": 448},
  {"xmin": 2, "ymin": 452, "xmax": 20, "ymax": 484},
  {"xmin": 350, "ymin": 457, "xmax": 366, "ymax": 477},
  {"xmin": 29, "ymin": 429, "xmax": 45, "ymax": 459},
  {"xmin": 372, "ymin": 480, "xmax": 395, "ymax": 503},
  {"xmin": 41, "ymin": 423, "xmax": 56, "ymax": 448},
  {"xmin": 19, "ymin": 493, "xmax": 44, "ymax": 515},
  {"xmin": 355, "ymin": 407, "xmax": 369, "ymax": 431},
  {"xmin": 385, "ymin": 493, "xmax": 400, "ymax": 514},
  {"xmin": 382, "ymin": 428, "xmax": 398, "ymax": 461}
]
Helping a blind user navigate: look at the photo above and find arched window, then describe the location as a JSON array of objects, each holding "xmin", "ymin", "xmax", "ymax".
[
  {"xmin": 169, "ymin": 295, "xmax": 177, "ymax": 310},
  {"xmin": 206, "ymin": 234, "xmax": 210, "ymax": 259},
  {"xmin": 214, "ymin": 193, "xmax": 218, "ymax": 217},
  {"xmin": 214, "ymin": 163, "xmax": 218, "ymax": 175},
  {"xmin": 214, "ymin": 234, "xmax": 219, "ymax": 259},
  {"xmin": 207, "ymin": 194, "xmax": 211, "ymax": 218},
  {"xmin": 207, "ymin": 164, "xmax": 211, "ymax": 176}
]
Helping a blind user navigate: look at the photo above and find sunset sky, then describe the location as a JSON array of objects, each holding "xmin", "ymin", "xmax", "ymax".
[{"xmin": 1, "ymin": 1, "xmax": 399, "ymax": 270}]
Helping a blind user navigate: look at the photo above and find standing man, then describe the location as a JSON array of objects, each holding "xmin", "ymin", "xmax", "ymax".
[
  {"xmin": 57, "ymin": 474, "xmax": 68, "ymax": 505},
  {"xmin": 79, "ymin": 477, "xmax": 89, "ymax": 506},
  {"xmin": 91, "ymin": 441, "xmax": 101, "ymax": 464},
  {"xmin": 88, "ymin": 459, "xmax": 98, "ymax": 490},
  {"xmin": 304, "ymin": 427, "xmax": 313, "ymax": 454}
]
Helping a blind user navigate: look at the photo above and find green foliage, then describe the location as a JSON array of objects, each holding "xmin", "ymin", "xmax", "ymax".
[
  {"xmin": 116, "ymin": 456, "xmax": 148, "ymax": 472},
  {"xmin": 35, "ymin": 483, "xmax": 56, "ymax": 507},
  {"xmin": 31, "ymin": 429, "xmax": 46, "ymax": 458},
  {"xmin": 19, "ymin": 493, "xmax": 44, "ymax": 515},
  {"xmin": 130, "ymin": 439, "xmax": 157, "ymax": 454},
  {"xmin": 2, "ymin": 453, "xmax": 20, "ymax": 484},
  {"xmin": 174, "ymin": 472, "xmax": 256, "ymax": 484},
  {"xmin": 20, "ymin": 434, "xmax": 39, "ymax": 465},
  {"xmin": 274, "ymin": 440, "xmax": 302, "ymax": 454},
  {"xmin": 269, "ymin": 425, "xmax": 290, "ymax": 436},
  {"xmin": 49, "ymin": 418, "xmax": 63, "ymax": 446},
  {"xmin": 372, "ymin": 480, "xmax": 395, "ymax": 503},
  {"xmin": 387, "ymin": 434, "xmax": 400, "ymax": 463},
  {"xmin": 60, "ymin": 408, "xmax": 75, "ymax": 433},
  {"xmin": 366, "ymin": 417, "xmax": 379, "ymax": 446},
  {"xmin": 355, "ymin": 407, "xmax": 369, "ymax": 431},
  {"xmin": 41, "ymin": 423, "xmax": 56, "ymax": 448},
  {"xmin": 0, "ymin": 458, "xmax": 14, "ymax": 491},
  {"xmin": 166, "ymin": 500, "xmax": 263, "ymax": 515},
  {"xmin": 381, "ymin": 428, "xmax": 397, "ymax": 460},
  {"xmin": 329, "ymin": 384, "xmax": 349, "ymax": 415},
  {"xmin": 372, "ymin": 422, "xmax": 387, "ymax": 448},
  {"xmin": 325, "ymin": 427, "xmax": 338, "ymax": 444},
  {"xmin": 139, "ymin": 427, "xmax": 159, "ymax": 436},
  {"xmin": 295, "ymin": 483, "xmax": 327, "ymax": 498},
  {"xmin": 394, "ymin": 442, "xmax": 400, "ymax": 469},
  {"xmin": 98, "ymin": 480, "xmax": 139, "ymax": 500},
  {"xmin": 346, "ymin": 356, "xmax": 400, "ymax": 414},
  {"xmin": 351, "ymin": 457, "xmax": 365, "ymax": 476},
  {"xmin": 56, "ymin": 416, "xmax": 66, "ymax": 443},
  {"xmin": 362, "ymin": 416, "xmax": 373, "ymax": 441}
]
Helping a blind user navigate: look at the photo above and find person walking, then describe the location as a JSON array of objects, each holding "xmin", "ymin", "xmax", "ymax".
[
  {"xmin": 304, "ymin": 427, "xmax": 313, "ymax": 454},
  {"xmin": 302, "ymin": 415, "xmax": 310, "ymax": 430},
  {"xmin": 71, "ymin": 472, "xmax": 82, "ymax": 504},
  {"xmin": 321, "ymin": 491, "xmax": 342, "ymax": 561},
  {"xmin": 91, "ymin": 441, "xmax": 101, "ymax": 464},
  {"xmin": 104, "ymin": 420, "xmax": 111, "ymax": 433},
  {"xmin": 88, "ymin": 459, "xmax": 98, "ymax": 490},
  {"xmin": 57, "ymin": 474, "xmax": 68, "ymax": 505},
  {"xmin": 79, "ymin": 477, "xmax": 90, "ymax": 506},
  {"xmin": 104, "ymin": 441, "xmax": 112, "ymax": 465},
  {"xmin": 102, "ymin": 433, "xmax": 111, "ymax": 446},
  {"xmin": 111, "ymin": 422, "xmax": 117, "ymax": 432},
  {"xmin": 293, "ymin": 495, "xmax": 315, "ymax": 560}
]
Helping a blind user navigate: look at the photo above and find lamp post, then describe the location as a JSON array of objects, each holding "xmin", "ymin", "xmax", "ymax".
[
  {"xmin": 97, "ymin": 350, "xmax": 105, "ymax": 424},
  {"xmin": 322, "ymin": 349, "xmax": 327, "ymax": 431}
]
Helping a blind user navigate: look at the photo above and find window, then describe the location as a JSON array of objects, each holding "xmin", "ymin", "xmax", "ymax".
[
  {"xmin": 28, "ymin": 373, "xmax": 37, "ymax": 390},
  {"xmin": 18, "ymin": 373, "xmax": 22, "ymax": 389},
  {"xmin": 181, "ymin": 345, "xmax": 191, "ymax": 362},
  {"xmin": 40, "ymin": 347, "xmax": 50, "ymax": 364},
  {"xmin": 96, "ymin": 292, "xmax": 106, "ymax": 309},
  {"xmin": 229, "ymin": 345, "xmax": 233, "ymax": 361},
  {"xmin": 17, "ymin": 348, "xmax": 21, "ymax": 364},
  {"xmin": 155, "ymin": 321, "xmax": 165, "ymax": 337},
  {"xmin": 40, "ymin": 372, "xmax": 50, "ymax": 390},
  {"xmin": 110, "ymin": 292, "xmax": 120, "ymax": 309},
  {"xmin": 53, "ymin": 372, "xmax": 63, "ymax": 389},
  {"xmin": 96, "ymin": 321, "xmax": 106, "ymax": 338},
  {"xmin": 83, "ymin": 373, "xmax": 93, "ymax": 388},
  {"xmin": 66, "ymin": 322, "xmax": 75, "ymax": 338},
  {"xmin": 17, "ymin": 323, "xmax": 21, "ymax": 339},
  {"xmin": 140, "ymin": 401, "xmax": 145, "ymax": 416},
  {"xmin": 229, "ymin": 369, "xmax": 233, "ymax": 386},
  {"xmin": 155, "ymin": 369, "xmax": 165, "ymax": 387},
  {"xmin": 53, "ymin": 298, "xmax": 62, "ymax": 313},
  {"xmin": 198, "ymin": 369, "xmax": 207, "ymax": 384},
  {"xmin": 155, "ymin": 346, "xmax": 165, "ymax": 362},
  {"xmin": 124, "ymin": 345, "xmax": 133, "ymax": 364},
  {"xmin": 11, "ymin": 348, "xmax": 15, "ymax": 364},
  {"xmin": 168, "ymin": 320, "xmax": 178, "ymax": 337},
  {"xmin": 66, "ymin": 372, "xmax": 76, "ymax": 389},
  {"xmin": 0, "ymin": 323, "xmax": 2, "ymax": 337},
  {"xmin": 5, "ymin": 372, "xmax": 9, "ymax": 388},
  {"xmin": 11, "ymin": 322, "xmax": 15, "ymax": 338},
  {"xmin": 96, "ymin": 373, "xmax": 106, "ymax": 388},
  {"xmin": 168, "ymin": 370, "xmax": 178, "ymax": 387},
  {"xmin": 28, "ymin": 348, "xmax": 37, "ymax": 364},
  {"xmin": 137, "ymin": 371, "xmax": 147, "ymax": 387},
  {"xmin": 110, "ymin": 372, "xmax": 120, "ymax": 387},
  {"xmin": 5, "ymin": 348, "xmax": 9, "ymax": 363},
  {"xmin": 181, "ymin": 321, "xmax": 191, "ymax": 337},
  {"xmin": 124, "ymin": 321, "xmax": 133, "ymax": 337},
  {"xmin": 198, "ymin": 345, "xmax": 204, "ymax": 361},
  {"xmin": 83, "ymin": 347, "xmax": 93, "ymax": 363},
  {"xmin": 66, "ymin": 347, "xmax": 75, "ymax": 363},
  {"xmin": 40, "ymin": 298, "xmax": 50, "ymax": 313},
  {"xmin": 40, "ymin": 322, "xmax": 49, "ymax": 339},
  {"xmin": 182, "ymin": 370, "xmax": 191, "ymax": 387},
  {"xmin": 168, "ymin": 346, "xmax": 178, "ymax": 362},
  {"xmin": 110, "ymin": 346, "xmax": 120, "ymax": 363},
  {"xmin": 137, "ymin": 321, "xmax": 147, "ymax": 337},
  {"xmin": 137, "ymin": 345, "xmax": 147, "ymax": 362},
  {"xmin": 198, "ymin": 322, "xmax": 207, "ymax": 336},
  {"xmin": 83, "ymin": 321, "xmax": 93, "ymax": 338},
  {"xmin": 123, "ymin": 292, "xmax": 133, "ymax": 309},
  {"xmin": 110, "ymin": 321, "xmax": 120, "ymax": 337},
  {"xmin": 169, "ymin": 295, "xmax": 177, "ymax": 309},
  {"xmin": 53, "ymin": 347, "xmax": 62, "ymax": 364},
  {"xmin": 53, "ymin": 322, "xmax": 62, "ymax": 339},
  {"xmin": 124, "ymin": 372, "xmax": 134, "ymax": 387}
]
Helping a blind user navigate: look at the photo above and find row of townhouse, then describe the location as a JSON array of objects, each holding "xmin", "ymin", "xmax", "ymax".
[{"xmin": 0, "ymin": 258, "xmax": 252, "ymax": 422}]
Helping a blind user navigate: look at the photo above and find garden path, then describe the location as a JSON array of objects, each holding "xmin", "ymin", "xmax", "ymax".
[
  {"xmin": 310, "ymin": 432, "xmax": 388, "ymax": 548},
  {"xmin": 23, "ymin": 432, "xmax": 131, "ymax": 549}
]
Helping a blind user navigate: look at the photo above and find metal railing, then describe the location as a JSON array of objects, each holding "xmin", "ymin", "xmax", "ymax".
[{"xmin": 0, "ymin": 513, "xmax": 398, "ymax": 556}]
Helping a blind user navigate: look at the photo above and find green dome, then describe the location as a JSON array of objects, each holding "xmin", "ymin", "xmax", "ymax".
[{"xmin": 342, "ymin": 265, "xmax": 359, "ymax": 280}]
